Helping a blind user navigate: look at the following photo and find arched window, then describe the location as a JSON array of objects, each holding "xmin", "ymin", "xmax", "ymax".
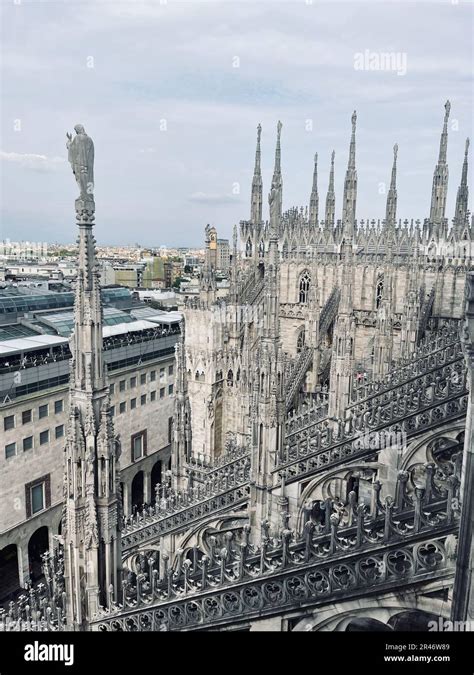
[
  {"xmin": 296, "ymin": 328, "xmax": 305, "ymax": 353},
  {"xmin": 299, "ymin": 271, "xmax": 311, "ymax": 304},
  {"xmin": 246, "ymin": 237, "xmax": 253, "ymax": 257},
  {"xmin": 258, "ymin": 239, "xmax": 265, "ymax": 258},
  {"xmin": 375, "ymin": 275, "xmax": 384, "ymax": 309},
  {"xmin": 227, "ymin": 369, "xmax": 233, "ymax": 386}
]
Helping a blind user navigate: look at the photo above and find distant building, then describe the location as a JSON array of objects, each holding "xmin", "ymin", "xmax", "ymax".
[{"xmin": 217, "ymin": 238, "xmax": 230, "ymax": 272}]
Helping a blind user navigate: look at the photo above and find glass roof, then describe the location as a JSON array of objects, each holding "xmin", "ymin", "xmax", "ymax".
[
  {"xmin": 0, "ymin": 324, "xmax": 39, "ymax": 341},
  {"xmin": 35, "ymin": 307, "xmax": 133, "ymax": 337},
  {"xmin": 0, "ymin": 286, "xmax": 132, "ymax": 315}
]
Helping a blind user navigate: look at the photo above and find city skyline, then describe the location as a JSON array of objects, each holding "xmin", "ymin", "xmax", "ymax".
[{"xmin": 1, "ymin": 1, "xmax": 472, "ymax": 246}]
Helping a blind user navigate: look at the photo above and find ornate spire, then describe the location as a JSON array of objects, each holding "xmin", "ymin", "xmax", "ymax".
[
  {"xmin": 342, "ymin": 111, "xmax": 357, "ymax": 234},
  {"xmin": 63, "ymin": 124, "xmax": 122, "ymax": 630},
  {"xmin": 250, "ymin": 123, "xmax": 263, "ymax": 224},
  {"xmin": 454, "ymin": 138, "xmax": 470, "ymax": 232},
  {"xmin": 200, "ymin": 224, "xmax": 217, "ymax": 300},
  {"xmin": 325, "ymin": 150, "xmax": 336, "ymax": 229},
  {"xmin": 269, "ymin": 121, "xmax": 283, "ymax": 233},
  {"xmin": 309, "ymin": 152, "xmax": 319, "ymax": 227},
  {"xmin": 385, "ymin": 143, "xmax": 398, "ymax": 228},
  {"xmin": 429, "ymin": 100, "xmax": 450, "ymax": 226}
]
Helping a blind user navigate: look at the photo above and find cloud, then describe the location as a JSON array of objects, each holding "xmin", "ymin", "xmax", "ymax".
[
  {"xmin": 188, "ymin": 192, "xmax": 242, "ymax": 205},
  {"xmin": 0, "ymin": 151, "xmax": 65, "ymax": 172}
]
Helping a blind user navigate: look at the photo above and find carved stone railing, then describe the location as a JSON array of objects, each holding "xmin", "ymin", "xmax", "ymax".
[
  {"xmin": 285, "ymin": 346, "xmax": 313, "ymax": 410},
  {"xmin": 246, "ymin": 277, "xmax": 265, "ymax": 305},
  {"xmin": 354, "ymin": 309, "xmax": 403, "ymax": 329},
  {"xmin": 350, "ymin": 324, "xmax": 461, "ymax": 404},
  {"xmin": 278, "ymin": 392, "xmax": 468, "ymax": 484},
  {"xmin": 122, "ymin": 479, "xmax": 251, "ymax": 552},
  {"xmin": 91, "ymin": 465, "xmax": 460, "ymax": 631},
  {"xmin": 319, "ymin": 286, "xmax": 340, "ymax": 336},
  {"xmin": 185, "ymin": 445, "xmax": 250, "ymax": 482},
  {"xmin": 286, "ymin": 399, "xmax": 329, "ymax": 437},
  {"xmin": 0, "ymin": 549, "xmax": 66, "ymax": 632}
]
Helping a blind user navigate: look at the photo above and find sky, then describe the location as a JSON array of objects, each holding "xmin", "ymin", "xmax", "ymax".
[{"xmin": 0, "ymin": 0, "xmax": 472, "ymax": 247}]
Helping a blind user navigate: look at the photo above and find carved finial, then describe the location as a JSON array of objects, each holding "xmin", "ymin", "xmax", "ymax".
[
  {"xmin": 351, "ymin": 110, "xmax": 357, "ymax": 132},
  {"xmin": 393, "ymin": 143, "xmax": 398, "ymax": 161},
  {"xmin": 445, "ymin": 99, "xmax": 451, "ymax": 120},
  {"xmin": 331, "ymin": 149, "xmax": 335, "ymax": 164},
  {"xmin": 257, "ymin": 123, "xmax": 262, "ymax": 141},
  {"xmin": 465, "ymin": 138, "xmax": 470, "ymax": 156},
  {"xmin": 277, "ymin": 120, "xmax": 282, "ymax": 139}
]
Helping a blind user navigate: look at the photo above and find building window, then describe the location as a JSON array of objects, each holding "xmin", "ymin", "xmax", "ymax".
[
  {"xmin": 39, "ymin": 404, "xmax": 48, "ymax": 419},
  {"xmin": 119, "ymin": 380, "xmax": 126, "ymax": 392},
  {"xmin": 150, "ymin": 371, "xmax": 156, "ymax": 382},
  {"xmin": 23, "ymin": 436, "xmax": 33, "ymax": 451},
  {"xmin": 25, "ymin": 474, "xmax": 51, "ymax": 518},
  {"xmin": 22, "ymin": 410, "xmax": 32, "ymax": 424},
  {"xmin": 141, "ymin": 394, "xmax": 146, "ymax": 406},
  {"xmin": 168, "ymin": 384, "xmax": 174, "ymax": 395},
  {"xmin": 4, "ymin": 415, "xmax": 15, "ymax": 431},
  {"xmin": 151, "ymin": 390, "xmax": 156, "ymax": 402},
  {"xmin": 160, "ymin": 367, "xmax": 165, "ymax": 382},
  {"xmin": 131, "ymin": 430, "xmax": 147, "ymax": 462},
  {"xmin": 55, "ymin": 425, "xmax": 64, "ymax": 439},
  {"xmin": 110, "ymin": 406, "xmax": 115, "ymax": 417},
  {"xmin": 299, "ymin": 271, "xmax": 311, "ymax": 304},
  {"xmin": 160, "ymin": 388, "xmax": 165, "ymax": 399},
  {"xmin": 140, "ymin": 373, "xmax": 146, "ymax": 385},
  {"xmin": 119, "ymin": 402, "xmax": 126, "ymax": 414},
  {"xmin": 40, "ymin": 430, "xmax": 49, "ymax": 445},
  {"xmin": 5, "ymin": 442, "xmax": 16, "ymax": 459},
  {"xmin": 109, "ymin": 383, "xmax": 115, "ymax": 396},
  {"xmin": 54, "ymin": 399, "xmax": 63, "ymax": 414},
  {"xmin": 130, "ymin": 376, "xmax": 137, "ymax": 388},
  {"xmin": 168, "ymin": 417, "xmax": 173, "ymax": 444},
  {"xmin": 31, "ymin": 484, "xmax": 45, "ymax": 514},
  {"xmin": 168, "ymin": 365, "xmax": 174, "ymax": 376},
  {"xmin": 131, "ymin": 398, "xmax": 137, "ymax": 410}
]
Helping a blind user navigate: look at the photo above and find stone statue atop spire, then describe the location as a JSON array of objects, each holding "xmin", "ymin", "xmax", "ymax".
[{"xmin": 66, "ymin": 124, "xmax": 95, "ymax": 203}]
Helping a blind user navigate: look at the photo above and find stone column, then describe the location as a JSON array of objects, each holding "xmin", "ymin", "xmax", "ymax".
[
  {"xmin": 18, "ymin": 540, "xmax": 29, "ymax": 587},
  {"xmin": 451, "ymin": 271, "xmax": 474, "ymax": 622},
  {"xmin": 143, "ymin": 469, "xmax": 151, "ymax": 505}
]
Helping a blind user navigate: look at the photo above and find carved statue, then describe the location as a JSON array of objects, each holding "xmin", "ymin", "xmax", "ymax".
[{"xmin": 66, "ymin": 124, "xmax": 95, "ymax": 200}]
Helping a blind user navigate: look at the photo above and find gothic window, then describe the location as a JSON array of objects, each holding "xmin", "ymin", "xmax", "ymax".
[
  {"xmin": 227, "ymin": 369, "xmax": 233, "ymax": 386},
  {"xmin": 375, "ymin": 275, "xmax": 384, "ymax": 309},
  {"xmin": 258, "ymin": 239, "xmax": 265, "ymax": 258},
  {"xmin": 246, "ymin": 237, "xmax": 253, "ymax": 258},
  {"xmin": 296, "ymin": 328, "xmax": 305, "ymax": 354},
  {"xmin": 299, "ymin": 271, "xmax": 311, "ymax": 304}
]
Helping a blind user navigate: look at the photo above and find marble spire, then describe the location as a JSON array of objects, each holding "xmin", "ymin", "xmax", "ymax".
[
  {"xmin": 309, "ymin": 152, "xmax": 319, "ymax": 227},
  {"xmin": 325, "ymin": 150, "xmax": 336, "ymax": 229},
  {"xmin": 250, "ymin": 124, "xmax": 263, "ymax": 224},
  {"xmin": 429, "ymin": 100, "xmax": 450, "ymax": 226}
]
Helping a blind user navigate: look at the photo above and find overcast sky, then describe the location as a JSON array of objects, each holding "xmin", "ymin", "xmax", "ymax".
[{"xmin": 0, "ymin": 0, "xmax": 472, "ymax": 247}]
